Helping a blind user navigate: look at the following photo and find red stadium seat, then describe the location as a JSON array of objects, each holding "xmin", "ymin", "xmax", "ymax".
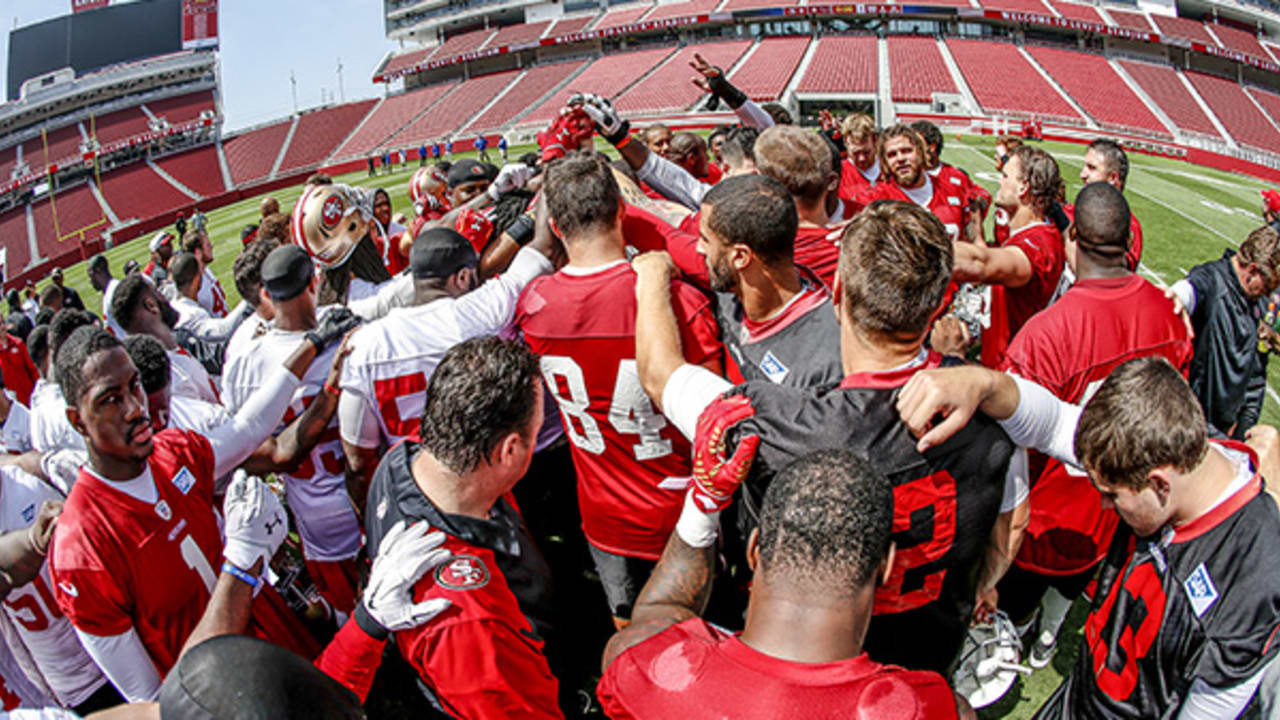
[
  {"xmin": 718, "ymin": 0, "xmax": 799, "ymax": 10},
  {"xmin": 946, "ymin": 38, "xmax": 1080, "ymax": 122},
  {"xmin": 1117, "ymin": 60, "xmax": 1221, "ymax": 138},
  {"xmin": 1208, "ymin": 23, "xmax": 1273, "ymax": 63},
  {"xmin": 98, "ymin": 163, "xmax": 191, "ymax": 223},
  {"xmin": 482, "ymin": 21, "xmax": 551, "ymax": 49},
  {"xmin": 520, "ymin": 46, "xmax": 680, "ymax": 127},
  {"xmin": 154, "ymin": 146, "xmax": 227, "ymax": 198},
  {"xmin": 381, "ymin": 46, "xmax": 437, "ymax": 78},
  {"xmin": 1049, "ymin": 1, "xmax": 1106, "ymax": 23},
  {"xmin": 1245, "ymin": 87, "xmax": 1280, "ymax": 145},
  {"xmin": 1105, "ymin": 8, "xmax": 1155, "ymax": 32},
  {"xmin": 729, "ymin": 36, "xmax": 811, "ymax": 101},
  {"xmin": 465, "ymin": 61, "xmax": 589, "ymax": 133},
  {"xmin": 644, "ymin": 0, "xmax": 722, "ymax": 22},
  {"xmin": 432, "ymin": 28, "xmax": 497, "ymax": 61},
  {"xmin": 1149, "ymin": 15, "xmax": 1219, "ymax": 46},
  {"xmin": 1186, "ymin": 71, "xmax": 1280, "ymax": 151},
  {"xmin": 278, "ymin": 100, "xmax": 379, "ymax": 173},
  {"xmin": 385, "ymin": 71, "xmax": 520, "ymax": 147},
  {"xmin": 796, "ymin": 35, "xmax": 877, "ymax": 94},
  {"xmin": 1025, "ymin": 45, "xmax": 1168, "ymax": 136},
  {"xmin": 17, "ymin": 126, "xmax": 84, "ymax": 171},
  {"xmin": 888, "ymin": 36, "xmax": 956, "ymax": 103},
  {"xmin": 0, "ymin": 206, "xmax": 31, "ymax": 271},
  {"xmin": 30, "ymin": 184, "xmax": 110, "ymax": 257},
  {"xmin": 547, "ymin": 15, "xmax": 596, "ymax": 36},
  {"xmin": 333, "ymin": 82, "xmax": 459, "ymax": 160},
  {"xmin": 222, "ymin": 120, "xmax": 291, "ymax": 186},
  {"xmin": 593, "ymin": 3, "xmax": 655, "ymax": 30},
  {"xmin": 979, "ymin": 0, "xmax": 1054, "ymax": 15},
  {"xmin": 145, "ymin": 91, "xmax": 216, "ymax": 125},
  {"xmin": 614, "ymin": 41, "xmax": 751, "ymax": 114},
  {"xmin": 85, "ymin": 107, "xmax": 150, "ymax": 147}
]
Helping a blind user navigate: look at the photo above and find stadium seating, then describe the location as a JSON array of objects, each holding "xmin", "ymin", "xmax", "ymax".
[
  {"xmin": 145, "ymin": 91, "xmax": 216, "ymax": 125},
  {"xmin": 645, "ymin": 0, "xmax": 722, "ymax": 21},
  {"xmin": 98, "ymin": 162, "xmax": 191, "ymax": 223},
  {"xmin": 333, "ymin": 82, "xmax": 458, "ymax": 159},
  {"xmin": 1049, "ymin": 1, "xmax": 1106, "ymax": 23},
  {"xmin": 547, "ymin": 15, "xmax": 595, "ymax": 36},
  {"xmin": 795, "ymin": 35, "xmax": 877, "ymax": 94},
  {"xmin": 222, "ymin": 120, "xmax": 291, "ymax": 186},
  {"xmin": 86, "ymin": 106, "xmax": 150, "ymax": 146},
  {"xmin": 381, "ymin": 47, "xmax": 436, "ymax": 77},
  {"xmin": 593, "ymin": 3, "xmax": 655, "ymax": 30},
  {"xmin": 1117, "ymin": 60, "xmax": 1220, "ymax": 137},
  {"xmin": 1025, "ymin": 45, "xmax": 1168, "ymax": 136},
  {"xmin": 0, "ymin": 207, "xmax": 30, "ymax": 271},
  {"xmin": 1185, "ymin": 71, "xmax": 1280, "ymax": 150},
  {"xmin": 16, "ymin": 126, "xmax": 85, "ymax": 171},
  {"xmin": 519, "ymin": 46, "xmax": 679, "ymax": 127},
  {"xmin": 465, "ymin": 61, "xmax": 587, "ymax": 133},
  {"xmin": 979, "ymin": 0, "xmax": 1054, "ymax": 15},
  {"xmin": 947, "ymin": 39, "xmax": 1080, "ymax": 121},
  {"xmin": 277, "ymin": 99, "xmax": 378, "ymax": 173},
  {"xmin": 153, "ymin": 146, "xmax": 227, "ymax": 198},
  {"xmin": 1149, "ymin": 15, "xmax": 1219, "ymax": 46},
  {"xmin": 719, "ymin": 0, "xmax": 800, "ymax": 9},
  {"xmin": 728, "ymin": 36, "xmax": 810, "ymax": 101},
  {"xmin": 30, "ymin": 184, "xmax": 110, "ymax": 258},
  {"xmin": 888, "ymin": 36, "xmax": 956, "ymax": 103},
  {"xmin": 482, "ymin": 21, "xmax": 550, "ymax": 49},
  {"xmin": 433, "ymin": 28, "xmax": 496, "ymax": 60},
  {"xmin": 1208, "ymin": 23, "xmax": 1273, "ymax": 63},
  {"xmin": 614, "ymin": 40, "xmax": 751, "ymax": 113},
  {"xmin": 1246, "ymin": 86, "xmax": 1280, "ymax": 139},
  {"xmin": 1265, "ymin": 42, "xmax": 1280, "ymax": 64},
  {"xmin": 1105, "ymin": 8, "xmax": 1155, "ymax": 32},
  {"xmin": 386, "ymin": 71, "xmax": 519, "ymax": 147}
]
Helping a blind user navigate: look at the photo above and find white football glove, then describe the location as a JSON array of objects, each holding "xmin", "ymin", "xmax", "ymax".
[
  {"xmin": 222, "ymin": 474, "xmax": 287, "ymax": 571},
  {"xmin": 573, "ymin": 92, "xmax": 628, "ymax": 144},
  {"xmin": 360, "ymin": 520, "xmax": 453, "ymax": 635},
  {"xmin": 487, "ymin": 163, "xmax": 536, "ymax": 202}
]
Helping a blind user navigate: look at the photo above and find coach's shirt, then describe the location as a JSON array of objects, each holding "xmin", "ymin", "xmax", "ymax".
[
  {"xmin": 1004, "ymin": 275, "xmax": 1193, "ymax": 577},
  {"xmin": 597, "ymin": 618, "xmax": 959, "ymax": 719},
  {"xmin": 662, "ymin": 351, "xmax": 1023, "ymax": 674},
  {"xmin": 1035, "ymin": 442, "xmax": 1280, "ymax": 720},
  {"xmin": 365, "ymin": 441, "xmax": 560, "ymax": 719}
]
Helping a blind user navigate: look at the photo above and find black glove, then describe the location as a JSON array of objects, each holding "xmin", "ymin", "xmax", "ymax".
[
  {"xmin": 305, "ymin": 307, "xmax": 361, "ymax": 353},
  {"xmin": 507, "ymin": 212, "xmax": 536, "ymax": 247},
  {"xmin": 706, "ymin": 70, "xmax": 747, "ymax": 110}
]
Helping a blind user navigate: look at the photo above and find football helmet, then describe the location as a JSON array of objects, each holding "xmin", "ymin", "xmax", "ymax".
[
  {"xmin": 951, "ymin": 611, "xmax": 1032, "ymax": 708},
  {"xmin": 290, "ymin": 183, "xmax": 373, "ymax": 269},
  {"xmin": 410, "ymin": 166, "xmax": 448, "ymax": 216}
]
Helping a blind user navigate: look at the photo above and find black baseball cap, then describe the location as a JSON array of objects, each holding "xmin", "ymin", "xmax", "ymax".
[
  {"xmin": 446, "ymin": 159, "xmax": 491, "ymax": 189},
  {"xmin": 411, "ymin": 228, "xmax": 477, "ymax": 279},
  {"xmin": 260, "ymin": 245, "xmax": 315, "ymax": 301}
]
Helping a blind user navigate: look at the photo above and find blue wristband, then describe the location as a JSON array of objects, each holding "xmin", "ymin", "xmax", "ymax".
[{"xmin": 221, "ymin": 561, "xmax": 264, "ymax": 596}]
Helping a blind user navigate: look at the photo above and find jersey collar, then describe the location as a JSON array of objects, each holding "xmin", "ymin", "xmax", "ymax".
[
  {"xmin": 838, "ymin": 349, "xmax": 940, "ymax": 390},
  {"xmin": 1171, "ymin": 440, "xmax": 1261, "ymax": 544}
]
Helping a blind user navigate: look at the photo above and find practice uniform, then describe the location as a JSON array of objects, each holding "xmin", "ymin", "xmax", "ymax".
[
  {"xmin": 165, "ymin": 348, "xmax": 219, "ymax": 405},
  {"xmin": 838, "ymin": 158, "xmax": 883, "ymax": 219},
  {"xmin": 1035, "ymin": 443, "xmax": 1280, "ymax": 719},
  {"xmin": 196, "ymin": 267, "xmax": 228, "ymax": 319},
  {"xmin": 851, "ymin": 176, "xmax": 970, "ymax": 243},
  {"xmin": 372, "ymin": 220, "xmax": 409, "ymax": 277},
  {"xmin": 0, "ymin": 397, "xmax": 32, "ymax": 455},
  {"xmin": 50, "ymin": 430, "xmax": 315, "ymax": 681},
  {"xmin": 27, "ymin": 382, "xmax": 82, "ymax": 454},
  {"xmin": 365, "ymin": 441, "xmax": 560, "ymax": 719},
  {"xmin": 662, "ymin": 351, "xmax": 1022, "ymax": 673},
  {"xmin": 223, "ymin": 309, "xmax": 360, "ymax": 613},
  {"xmin": 980, "ymin": 220, "xmax": 1064, "ymax": 368},
  {"xmin": 598, "ymin": 618, "xmax": 959, "ymax": 719},
  {"xmin": 0, "ymin": 467, "xmax": 108, "ymax": 709},
  {"xmin": 0, "ymin": 338, "xmax": 37, "ymax": 408},
  {"xmin": 0, "ymin": 640, "xmax": 52, "ymax": 712},
  {"xmin": 339, "ymin": 248, "xmax": 553, "ymax": 451},
  {"xmin": 515, "ymin": 260, "xmax": 721, "ymax": 616},
  {"xmin": 1000, "ymin": 275, "xmax": 1193, "ymax": 616}
]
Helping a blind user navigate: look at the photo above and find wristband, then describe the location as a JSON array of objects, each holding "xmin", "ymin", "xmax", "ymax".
[
  {"xmin": 615, "ymin": 134, "xmax": 633, "ymax": 150},
  {"xmin": 507, "ymin": 213, "xmax": 536, "ymax": 247},
  {"xmin": 353, "ymin": 601, "xmax": 391, "ymax": 641},
  {"xmin": 305, "ymin": 331, "xmax": 325, "ymax": 353},
  {"xmin": 222, "ymin": 561, "xmax": 264, "ymax": 596},
  {"xmin": 323, "ymin": 381, "xmax": 341, "ymax": 397},
  {"xmin": 674, "ymin": 489, "xmax": 721, "ymax": 548}
]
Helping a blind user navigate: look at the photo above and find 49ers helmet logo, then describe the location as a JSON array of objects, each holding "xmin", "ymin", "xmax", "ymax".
[
  {"xmin": 321, "ymin": 195, "xmax": 344, "ymax": 229},
  {"xmin": 435, "ymin": 555, "xmax": 489, "ymax": 590}
]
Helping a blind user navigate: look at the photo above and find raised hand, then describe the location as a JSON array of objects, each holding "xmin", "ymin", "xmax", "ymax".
[
  {"xmin": 222, "ymin": 474, "xmax": 288, "ymax": 571},
  {"xmin": 690, "ymin": 394, "xmax": 761, "ymax": 514}
]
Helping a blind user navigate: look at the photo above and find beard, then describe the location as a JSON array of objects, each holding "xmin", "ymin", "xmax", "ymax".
[
  {"xmin": 707, "ymin": 255, "xmax": 737, "ymax": 294},
  {"xmin": 159, "ymin": 297, "xmax": 180, "ymax": 329},
  {"xmin": 895, "ymin": 163, "xmax": 921, "ymax": 188}
]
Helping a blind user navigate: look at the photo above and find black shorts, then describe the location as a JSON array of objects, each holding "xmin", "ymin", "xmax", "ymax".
[
  {"xmin": 587, "ymin": 544, "xmax": 656, "ymax": 621},
  {"xmin": 997, "ymin": 563, "xmax": 1096, "ymax": 625}
]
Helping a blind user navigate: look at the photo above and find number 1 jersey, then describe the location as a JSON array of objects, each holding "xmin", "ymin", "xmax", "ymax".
[{"xmin": 515, "ymin": 261, "xmax": 722, "ymax": 560}]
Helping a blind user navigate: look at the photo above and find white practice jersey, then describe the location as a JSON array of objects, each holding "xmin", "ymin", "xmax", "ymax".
[
  {"xmin": 222, "ymin": 309, "xmax": 358, "ymax": 562},
  {"xmin": 0, "ymin": 399, "xmax": 32, "ymax": 456},
  {"xmin": 196, "ymin": 267, "xmax": 228, "ymax": 319},
  {"xmin": 338, "ymin": 247, "xmax": 553, "ymax": 449},
  {"xmin": 166, "ymin": 349, "xmax": 220, "ymax": 405},
  {"xmin": 0, "ymin": 640, "xmax": 50, "ymax": 713},
  {"xmin": 26, "ymin": 383, "xmax": 81, "ymax": 455},
  {"xmin": 101, "ymin": 280, "xmax": 124, "ymax": 339},
  {"xmin": 0, "ymin": 468, "xmax": 104, "ymax": 707},
  {"xmin": 225, "ymin": 312, "xmax": 271, "ymax": 371}
]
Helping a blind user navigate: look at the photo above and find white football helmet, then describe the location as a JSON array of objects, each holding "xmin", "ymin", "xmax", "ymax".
[
  {"xmin": 951, "ymin": 611, "xmax": 1032, "ymax": 708},
  {"xmin": 290, "ymin": 183, "xmax": 374, "ymax": 269}
]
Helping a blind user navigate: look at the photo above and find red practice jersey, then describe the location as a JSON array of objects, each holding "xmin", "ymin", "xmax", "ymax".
[
  {"xmin": 515, "ymin": 261, "xmax": 722, "ymax": 560},
  {"xmin": 851, "ymin": 178, "xmax": 970, "ymax": 243},
  {"xmin": 981, "ymin": 221, "xmax": 1064, "ymax": 368},
  {"xmin": 838, "ymin": 159, "xmax": 882, "ymax": 215},
  {"xmin": 1062, "ymin": 204, "xmax": 1144, "ymax": 272},
  {"xmin": 0, "ymin": 336, "xmax": 38, "ymax": 407},
  {"xmin": 1004, "ymin": 275, "xmax": 1192, "ymax": 575},
  {"xmin": 794, "ymin": 224, "xmax": 844, "ymax": 290},
  {"xmin": 50, "ymin": 430, "xmax": 315, "ymax": 675},
  {"xmin": 597, "ymin": 618, "xmax": 959, "ymax": 719}
]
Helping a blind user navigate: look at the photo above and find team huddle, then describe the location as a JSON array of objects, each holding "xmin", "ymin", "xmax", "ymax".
[{"xmin": 0, "ymin": 57, "xmax": 1277, "ymax": 720}]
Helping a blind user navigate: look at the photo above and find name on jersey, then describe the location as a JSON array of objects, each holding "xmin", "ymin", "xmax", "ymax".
[
  {"xmin": 172, "ymin": 466, "xmax": 195, "ymax": 495},
  {"xmin": 1183, "ymin": 563, "xmax": 1219, "ymax": 618},
  {"xmin": 759, "ymin": 351, "xmax": 790, "ymax": 384}
]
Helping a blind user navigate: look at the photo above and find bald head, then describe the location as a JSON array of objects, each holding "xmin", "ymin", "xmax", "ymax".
[{"xmin": 1073, "ymin": 182, "xmax": 1131, "ymax": 261}]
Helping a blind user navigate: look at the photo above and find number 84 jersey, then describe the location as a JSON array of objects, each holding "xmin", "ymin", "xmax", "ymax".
[{"xmin": 515, "ymin": 261, "xmax": 723, "ymax": 561}]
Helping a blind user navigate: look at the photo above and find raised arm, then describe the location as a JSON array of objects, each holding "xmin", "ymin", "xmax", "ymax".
[{"xmin": 951, "ymin": 242, "xmax": 1033, "ymax": 288}]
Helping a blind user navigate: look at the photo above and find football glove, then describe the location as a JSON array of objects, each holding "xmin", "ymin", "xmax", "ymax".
[
  {"xmin": 356, "ymin": 520, "xmax": 453, "ymax": 639},
  {"xmin": 222, "ymin": 473, "xmax": 288, "ymax": 571}
]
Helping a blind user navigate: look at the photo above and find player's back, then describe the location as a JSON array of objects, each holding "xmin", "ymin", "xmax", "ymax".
[
  {"xmin": 1007, "ymin": 274, "xmax": 1192, "ymax": 575},
  {"xmin": 516, "ymin": 261, "xmax": 719, "ymax": 561},
  {"xmin": 792, "ymin": 225, "xmax": 842, "ymax": 289},
  {"xmin": 597, "ymin": 618, "xmax": 959, "ymax": 720}
]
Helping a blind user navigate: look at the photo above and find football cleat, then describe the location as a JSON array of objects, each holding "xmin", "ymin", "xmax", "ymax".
[
  {"xmin": 1029, "ymin": 630, "xmax": 1056, "ymax": 669},
  {"xmin": 952, "ymin": 611, "xmax": 1033, "ymax": 708}
]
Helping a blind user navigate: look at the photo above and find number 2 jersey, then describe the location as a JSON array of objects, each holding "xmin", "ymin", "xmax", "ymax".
[
  {"xmin": 1035, "ymin": 442, "xmax": 1280, "ymax": 719},
  {"xmin": 49, "ymin": 430, "xmax": 316, "ymax": 676},
  {"xmin": 515, "ymin": 260, "xmax": 723, "ymax": 561},
  {"xmin": 723, "ymin": 351, "xmax": 1017, "ymax": 673}
]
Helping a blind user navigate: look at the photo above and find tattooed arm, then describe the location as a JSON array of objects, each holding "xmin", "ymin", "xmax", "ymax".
[{"xmin": 601, "ymin": 534, "xmax": 715, "ymax": 671}]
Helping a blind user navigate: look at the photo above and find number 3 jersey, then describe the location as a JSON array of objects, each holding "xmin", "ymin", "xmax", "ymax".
[
  {"xmin": 49, "ymin": 430, "xmax": 314, "ymax": 676},
  {"xmin": 723, "ymin": 351, "xmax": 1017, "ymax": 674},
  {"xmin": 1035, "ymin": 442, "xmax": 1280, "ymax": 720},
  {"xmin": 515, "ymin": 260, "xmax": 723, "ymax": 561}
]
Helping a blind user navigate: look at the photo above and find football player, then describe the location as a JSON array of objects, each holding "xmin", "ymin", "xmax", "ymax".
[
  {"xmin": 179, "ymin": 229, "xmax": 228, "ymax": 319},
  {"xmin": 1066, "ymin": 139, "xmax": 1143, "ymax": 272},
  {"xmin": 837, "ymin": 113, "xmax": 882, "ymax": 214},
  {"xmin": 847, "ymin": 125, "xmax": 970, "ymax": 244},
  {"xmin": 109, "ymin": 275, "xmax": 221, "ymax": 405}
]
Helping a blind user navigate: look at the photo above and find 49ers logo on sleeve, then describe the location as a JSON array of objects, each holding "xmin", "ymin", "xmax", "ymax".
[
  {"xmin": 435, "ymin": 555, "xmax": 489, "ymax": 590},
  {"xmin": 321, "ymin": 195, "xmax": 345, "ymax": 230}
]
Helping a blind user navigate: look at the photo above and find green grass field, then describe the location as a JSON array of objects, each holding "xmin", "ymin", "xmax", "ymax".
[{"xmin": 35, "ymin": 135, "xmax": 1280, "ymax": 717}]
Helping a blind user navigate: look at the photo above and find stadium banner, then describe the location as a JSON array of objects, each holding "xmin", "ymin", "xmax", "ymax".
[
  {"xmin": 182, "ymin": 0, "xmax": 218, "ymax": 50},
  {"xmin": 72, "ymin": 0, "xmax": 110, "ymax": 12}
]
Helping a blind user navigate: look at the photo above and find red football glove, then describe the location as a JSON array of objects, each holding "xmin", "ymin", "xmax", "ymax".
[
  {"xmin": 455, "ymin": 208, "xmax": 494, "ymax": 254},
  {"xmin": 537, "ymin": 107, "xmax": 593, "ymax": 164},
  {"xmin": 690, "ymin": 394, "xmax": 761, "ymax": 514}
]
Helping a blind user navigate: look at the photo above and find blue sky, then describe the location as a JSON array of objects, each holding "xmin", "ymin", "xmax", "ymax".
[{"xmin": 2, "ymin": 0, "xmax": 405, "ymax": 132}]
